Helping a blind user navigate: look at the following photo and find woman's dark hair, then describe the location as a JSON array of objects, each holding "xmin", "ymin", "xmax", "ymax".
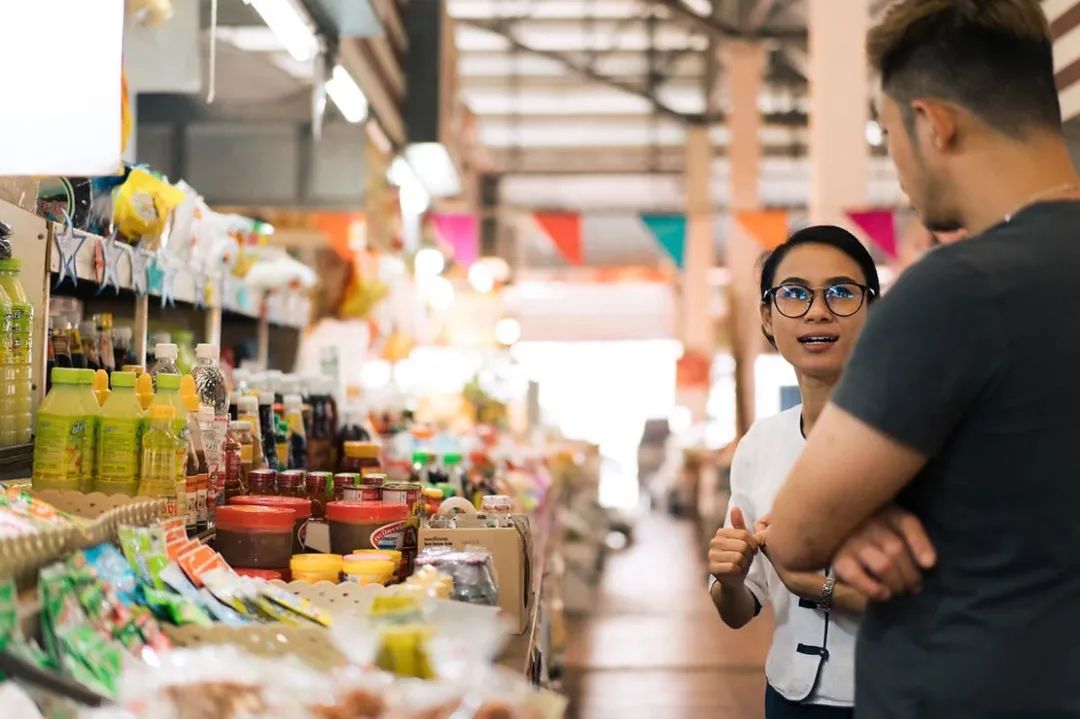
[{"xmin": 759, "ymin": 225, "xmax": 881, "ymax": 345}]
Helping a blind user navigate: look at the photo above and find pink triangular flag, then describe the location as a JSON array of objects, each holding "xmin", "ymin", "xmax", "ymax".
[
  {"xmin": 432, "ymin": 214, "xmax": 479, "ymax": 267},
  {"xmin": 847, "ymin": 209, "xmax": 898, "ymax": 258}
]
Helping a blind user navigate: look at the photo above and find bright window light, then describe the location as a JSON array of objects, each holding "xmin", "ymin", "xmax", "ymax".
[
  {"xmin": 326, "ymin": 64, "xmax": 368, "ymax": 123},
  {"xmin": 244, "ymin": 0, "xmax": 318, "ymax": 62},
  {"xmin": 404, "ymin": 142, "xmax": 462, "ymax": 198},
  {"xmin": 388, "ymin": 156, "xmax": 431, "ymax": 216},
  {"xmin": 414, "ymin": 248, "xmax": 446, "ymax": 278},
  {"xmin": 495, "ymin": 317, "xmax": 521, "ymax": 346}
]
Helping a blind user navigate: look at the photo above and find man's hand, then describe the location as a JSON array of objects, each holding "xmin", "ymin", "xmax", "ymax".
[
  {"xmin": 708, "ymin": 507, "xmax": 760, "ymax": 588},
  {"xmin": 832, "ymin": 506, "xmax": 937, "ymax": 601}
]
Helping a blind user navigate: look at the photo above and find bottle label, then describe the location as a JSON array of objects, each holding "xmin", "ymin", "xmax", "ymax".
[
  {"xmin": 371, "ymin": 520, "xmax": 406, "ymax": 550},
  {"xmin": 240, "ymin": 444, "xmax": 253, "ymax": 464},
  {"xmin": 276, "ymin": 442, "xmax": 288, "ymax": 468},
  {"xmin": 33, "ymin": 413, "xmax": 87, "ymax": 481},
  {"xmin": 185, "ymin": 477, "xmax": 198, "ymax": 529},
  {"xmin": 96, "ymin": 416, "xmax": 142, "ymax": 482}
]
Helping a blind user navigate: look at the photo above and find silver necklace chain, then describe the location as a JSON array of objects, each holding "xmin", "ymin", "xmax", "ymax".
[{"xmin": 1003, "ymin": 181, "xmax": 1080, "ymax": 223}]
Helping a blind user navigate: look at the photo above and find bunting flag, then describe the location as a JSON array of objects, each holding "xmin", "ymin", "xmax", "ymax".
[
  {"xmin": 847, "ymin": 209, "xmax": 898, "ymax": 258},
  {"xmin": 432, "ymin": 213, "xmax": 479, "ymax": 267},
  {"xmin": 534, "ymin": 212, "xmax": 583, "ymax": 265},
  {"xmin": 640, "ymin": 213, "xmax": 686, "ymax": 269},
  {"xmin": 735, "ymin": 210, "xmax": 789, "ymax": 250}
]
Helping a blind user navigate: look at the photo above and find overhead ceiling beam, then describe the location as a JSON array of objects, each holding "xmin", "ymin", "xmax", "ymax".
[
  {"xmin": 459, "ymin": 18, "xmax": 706, "ymax": 123},
  {"xmin": 652, "ymin": 0, "xmax": 806, "ymax": 41}
]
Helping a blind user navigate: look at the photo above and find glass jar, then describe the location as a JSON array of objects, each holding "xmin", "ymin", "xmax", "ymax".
[
  {"xmin": 326, "ymin": 501, "xmax": 409, "ymax": 554},
  {"xmin": 248, "ymin": 468, "xmax": 276, "ymax": 496},
  {"xmin": 359, "ymin": 472, "xmax": 385, "ymax": 503},
  {"xmin": 306, "ymin": 470, "xmax": 334, "ymax": 519},
  {"xmin": 341, "ymin": 441, "xmax": 381, "ymax": 474},
  {"xmin": 277, "ymin": 469, "xmax": 306, "ymax": 498},
  {"xmin": 334, "ymin": 472, "xmax": 360, "ymax": 502}
]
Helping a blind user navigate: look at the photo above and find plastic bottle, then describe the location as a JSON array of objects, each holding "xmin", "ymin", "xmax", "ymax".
[
  {"xmin": 67, "ymin": 322, "xmax": 87, "ymax": 369},
  {"xmin": 150, "ymin": 343, "xmax": 180, "ymax": 390},
  {"xmin": 198, "ymin": 405, "xmax": 221, "ymax": 527},
  {"xmin": 95, "ymin": 313, "xmax": 115, "ymax": 373},
  {"xmin": 0, "ymin": 258, "xmax": 33, "ymax": 445},
  {"xmin": 443, "ymin": 452, "xmax": 466, "ymax": 498},
  {"xmin": 0, "ymin": 279, "xmax": 14, "ymax": 447},
  {"xmin": 192, "ymin": 343, "xmax": 228, "ymax": 416},
  {"xmin": 94, "ymin": 371, "xmax": 144, "ymax": 496},
  {"xmin": 223, "ymin": 421, "xmax": 244, "ymax": 500},
  {"xmin": 32, "ymin": 368, "xmax": 91, "ymax": 491},
  {"xmin": 74, "ymin": 369, "xmax": 99, "ymax": 492},
  {"xmin": 237, "ymin": 395, "xmax": 265, "ymax": 468},
  {"xmin": 154, "ymin": 374, "xmax": 191, "ymax": 521},
  {"xmin": 138, "ymin": 404, "xmax": 180, "ymax": 517},
  {"xmin": 258, "ymin": 391, "xmax": 280, "ymax": 471},
  {"xmin": 283, "ymin": 394, "xmax": 307, "ymax": 470}
]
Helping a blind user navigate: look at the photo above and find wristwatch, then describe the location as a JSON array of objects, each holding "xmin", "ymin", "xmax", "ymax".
[{"xmin": 819, "ymin": 576, "xmax": 836, "ymax": 610}]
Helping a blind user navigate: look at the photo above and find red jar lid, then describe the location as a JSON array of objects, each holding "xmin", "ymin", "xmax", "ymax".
[
  {"xmin": 326, "ymin": 501, "xmax": 409, "ymax": 523},
  {"xmin": 234, "ymin": 568, "xmax": 284, "ymax": 581},
  {"xmin": 307, "ymin": 471, "xmax": 332, "ymax": 491},
  {"xmin": 334, "ymin": 473, "xmax": 359, "ymax": 489},
  {"xmin": 228, "ymin": 494, "xmax": 313, "ymax": 520},
  {"xmin": 216, "ymin": 505, "xmax": 295, "ymax": 532}
]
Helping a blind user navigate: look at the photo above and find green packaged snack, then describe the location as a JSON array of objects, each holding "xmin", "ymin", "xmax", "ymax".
[
  {"xmin": 118, "ymin": 525, "xmax": 169, "ymax": 588},
  {"xmin": 139, "ymin": 585, "xmax": 212, "ymax": 627},
  {"xmin": 0, "ymin": 579, "xmax": 15, "ymax": 652}
]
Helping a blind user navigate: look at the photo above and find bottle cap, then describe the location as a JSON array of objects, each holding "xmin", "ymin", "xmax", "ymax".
[
  {"xmin": 239, "ymin": 395, "xmax": 259, "ymax": 414},
  {"xmin": 149, "ymin": 404, "xmax": 175, "ymax": 422},
  {"xmin": 50, "ymin": 367, "xmax": 80, "ymax": 385},
  {"xmin": 0, "ymin": 258, "xmax": 20, "ymax": 271},
  {"xmin": 110, "ymin": 371, "xmax": 136, "ymax": 389},
  {"xmin": 196, "ymin": 343, "xmax": 219, "ymax": 361},
  {"xmin": 258, "ymin": 391, "xmax": 274, "ymax": 405},
  {"xmin": 155, "ymin": 343, "xmax": 178, "ymax": 360},
  {"xmin": 229, "ymin": 420, "xmax": 245, "ymax": 432},
  {"xmin": 284, "ymin": 393, "xmax": 303, "ymax": 410},
  {"xmin": 156, "ymin": 373, "xmax": 182, "ymax": 390}
]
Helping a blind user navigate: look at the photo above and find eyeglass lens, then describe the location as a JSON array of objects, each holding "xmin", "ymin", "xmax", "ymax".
[{"xmin": 773, "ymin": 284, "xmax": 865, "ymax": 318}]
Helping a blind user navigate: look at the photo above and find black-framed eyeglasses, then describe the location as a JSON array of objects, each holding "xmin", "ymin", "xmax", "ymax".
[{"xmin": 763, "ymin": 282, "xmax": 875, "ymax": 319}]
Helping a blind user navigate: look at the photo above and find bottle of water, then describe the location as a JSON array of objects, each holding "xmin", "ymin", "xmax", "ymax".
[
  {"xmin": 150, "ymin": 343, "xmax": 180, "ymax": 390},
  {"xmin": 192, "ymin": 343, "xmax": 228, "ymax": 416}
]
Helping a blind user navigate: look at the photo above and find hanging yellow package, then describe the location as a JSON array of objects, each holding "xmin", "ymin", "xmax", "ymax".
[{"xmin": 113, "ymin": 168, "xmax": 187, "ymax": 245}]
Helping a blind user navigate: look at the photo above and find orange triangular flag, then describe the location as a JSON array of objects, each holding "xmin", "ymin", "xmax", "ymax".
[
  {"xmin": 534, "ymin": 213, "xmax": 583, "ymax": 265},
  {"xmin": 735, "ymin": 210, "xmax": 789, "ymax": 250}
]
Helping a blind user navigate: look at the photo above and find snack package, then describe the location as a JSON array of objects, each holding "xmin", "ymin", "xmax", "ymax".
[
  {"xmin": 112, "ymin": 168, "xmax": 186, "ymax": 246},
  {"xmin": 118, "ymin": 526, "xmax": 169, "ymax": 589}
]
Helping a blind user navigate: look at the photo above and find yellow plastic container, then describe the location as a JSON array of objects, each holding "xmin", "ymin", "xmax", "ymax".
[
  {"xmin": 290, "ymin": 553, "xmax": 343, "ymax": 584},
  {"xmin": 349, "ymin": 549, "xmax": 402, "ymax": 566},
  {"xmin": 342, "ymin": 555, "xmax": 396, "ymax": 585}
]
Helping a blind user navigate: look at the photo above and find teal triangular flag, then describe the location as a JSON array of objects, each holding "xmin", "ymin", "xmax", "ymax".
[{"xmin": 641, "ymin": 214, "xmax": 687, "ymax": 269}]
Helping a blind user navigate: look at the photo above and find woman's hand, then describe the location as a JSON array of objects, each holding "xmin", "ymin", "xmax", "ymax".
[{"xmin": 709, "ymin": 507, "xmax": 760, "ymax": 588}]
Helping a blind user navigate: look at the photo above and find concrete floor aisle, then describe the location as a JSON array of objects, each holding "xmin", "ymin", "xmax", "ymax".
[{"xmin": 562, "ymin": 511, "xmax": 774, "ymax": 719}]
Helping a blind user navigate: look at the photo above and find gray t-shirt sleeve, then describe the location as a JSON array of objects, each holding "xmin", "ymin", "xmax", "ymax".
[{"xmin": 832, "ymin": 250, "xmax": 1003, "ymax": 457}]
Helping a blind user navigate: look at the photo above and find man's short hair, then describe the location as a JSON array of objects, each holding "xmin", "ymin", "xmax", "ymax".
[{"xmin": 867, "ymin": 0, "xmax": 1061, "ymax": 137}]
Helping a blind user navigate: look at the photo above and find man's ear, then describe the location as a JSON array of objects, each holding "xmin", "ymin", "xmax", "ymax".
[{"xmin": 911, "ymin": 98, "xmax": 960, "ymax": 152}]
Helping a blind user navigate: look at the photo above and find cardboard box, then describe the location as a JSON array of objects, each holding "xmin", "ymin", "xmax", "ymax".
[{"xmin": 419, "ymin": 515, "xmax": 532, "ymax": 634}]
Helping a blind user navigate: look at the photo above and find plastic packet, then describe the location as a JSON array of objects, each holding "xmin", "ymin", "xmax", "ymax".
[
  {"xmin": 415, "ymin": 547, "xmax": 499, "ymax": 607},
  {"xmin": 139, "ymin": 585, "xmax": 212, "ymax": 627},
  {"xmin": 112, "ymin": 168, "xmax": 186, "ymax": 246},
  {"xmin": 83, "ymin": 543, "xmax": 139, "ymax": 606},
  {"xmin": 118, "ymin": 526, "xmax": 169, "ymax": 589}
]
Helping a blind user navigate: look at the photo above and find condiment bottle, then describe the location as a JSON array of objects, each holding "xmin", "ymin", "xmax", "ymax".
[
  {"xmin": 138, "ymin": 404, "xmax": 180, "ymax": 517},
  {"xmin": 306, "ymin": 470, "xmax": 333, "ymax": 519},
  {"xmin": 278, "ymin": 469, "xmax": 306, "ymax": 499},
  {"xmin": 223, "ymin": 421, "xmax": 243, "ymax": 500},
  {"xmin": 235, "ymin": 420, "xmax": 256, "ymax": 486},
  {"xmin": 341, "ymin": 440, "xmax": 381, "ymax": 474},
  {"xmin": 248, "ymin": 468, "xmax": 276, "ymax": 496}
]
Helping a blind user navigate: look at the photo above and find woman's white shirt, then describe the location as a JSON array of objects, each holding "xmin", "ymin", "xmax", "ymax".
[{"xmin": 723, "ymin": 405, "xmax": 859, "ymax": 707}]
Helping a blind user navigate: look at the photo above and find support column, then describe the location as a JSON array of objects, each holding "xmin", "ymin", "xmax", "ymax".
[
  {"xmin": 724, "ymin": 41, "xmax": 767, "ymax": 437},
  {"xmin": 680, "ymin": 123, "xmax": 714, "ymax": 421},
  {"xmin": 808, "ymin": 0, "xmax": 870, "ymax": 224}
]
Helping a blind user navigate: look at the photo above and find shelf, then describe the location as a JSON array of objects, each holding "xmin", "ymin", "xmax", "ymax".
[{"xmin": 47, "ymin": 223, "xmax": 311, "ymax": 330}]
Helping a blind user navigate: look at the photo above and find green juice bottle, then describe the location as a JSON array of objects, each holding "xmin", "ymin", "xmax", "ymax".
[
  {"xmin": 154, "ymin": 374, "xmax": 191, "ymax": 520},
  {"xmin": 95, "ymin": 371, "xmax": 145, "ymax": 496},
  {"xmin": 138, "ymin": 404, "xmax": 179, "ymax": 517},
  {"xmin": 0, "ymin": 258, "xmax": 33, "ymax": 446},
  {"xmin": 32, "ymin": 368, "xmax": 91, "ymax": 491},
  {"xmin": 74, "ymin": 369, "xmax": 99, "ymax": 492}
]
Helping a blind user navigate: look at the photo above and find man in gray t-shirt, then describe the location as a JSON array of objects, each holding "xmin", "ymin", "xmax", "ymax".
[{"xmin": 767, "ymin": 2, "xmax": 1080, "ymax": 717}]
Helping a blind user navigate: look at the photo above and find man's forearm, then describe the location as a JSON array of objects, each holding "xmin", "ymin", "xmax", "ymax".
[
  {"xmin": 776, "ymin": 570, "xmax": 867, "ymax": 615},
  {"xmin": 709, "ymin": 579, "xmax": 758, "ymax": 629}
]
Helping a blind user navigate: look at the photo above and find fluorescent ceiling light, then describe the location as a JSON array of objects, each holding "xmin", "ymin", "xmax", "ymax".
[
  {"xmin": 404, "ymin": 142, "xmax": 462, "ymax": 198},
  {"xmin": 244, "ymin": 0, "xmax": 318, "ymax": 62},
  {"xmin": 325, "ymin": 64, "xmax": 369, "ymax": 123}
]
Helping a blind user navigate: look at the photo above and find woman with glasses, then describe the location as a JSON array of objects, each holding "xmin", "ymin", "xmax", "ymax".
[{"xmin": 707, "ymin": 225, "xmax": 880, "ymax": 719}]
